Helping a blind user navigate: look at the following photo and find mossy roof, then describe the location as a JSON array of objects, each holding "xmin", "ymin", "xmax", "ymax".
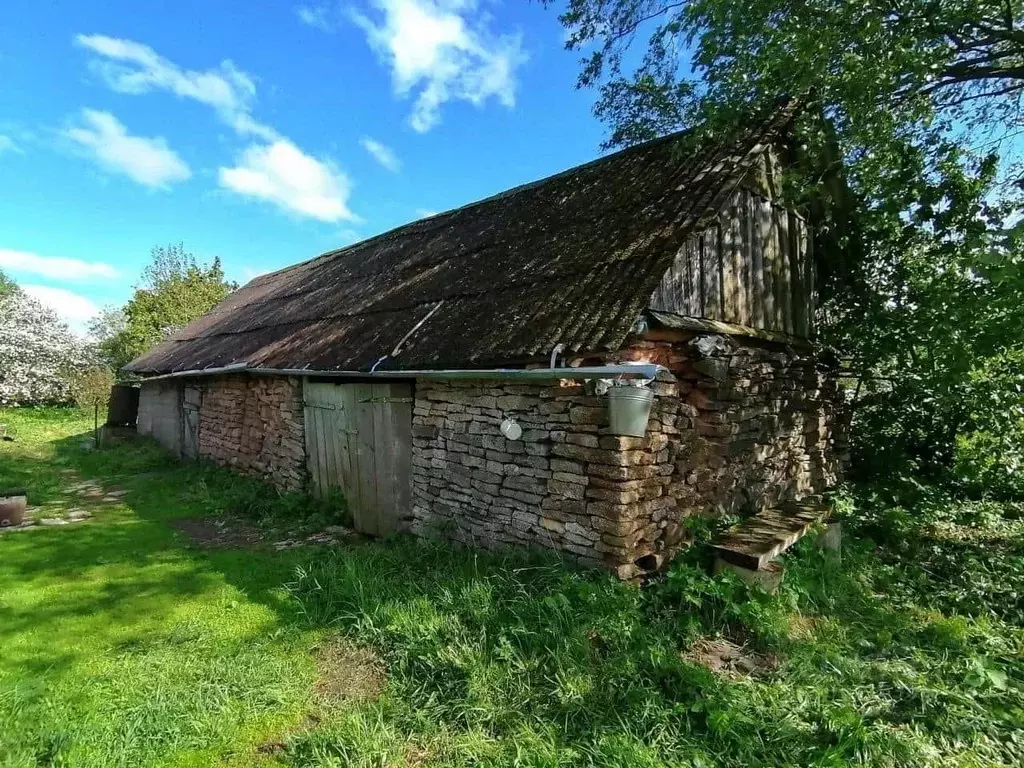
[{"xmin": 126, "ymin": 111, "xmax": 792, "ymax": 375}]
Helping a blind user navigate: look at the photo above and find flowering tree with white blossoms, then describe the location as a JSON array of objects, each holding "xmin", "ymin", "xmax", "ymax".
[{"xmin": 0, "ymin": 287, "xmax": 97, "ymax": 405}]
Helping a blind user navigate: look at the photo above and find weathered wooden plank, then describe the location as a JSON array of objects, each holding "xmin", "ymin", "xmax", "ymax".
[
  {"xmin": 322, "ymin": 387, "xmax": 339, "ymax": 495},
  {"xmin": 721, "ymin": 196, "xmax": 740, "ymax": 322},
  {"xmin": 335, "ymin": 384, "xmax": 356, "ymax": 511},
  {"xmin": 371, "ymin": 382, "xmax": 395, "ymax": 535},
  {"xmin": 712, "ymin": 498, "xmax": 829, "ymax": 570},
  {"xmin": 774, "ymin": 206, "xmax": 792, "ymax": 334},
  {"xmin": 354, "ymin": 382, "xmax": 379, "ymax": 536},
  {"xmin": 342, "ymin": 384, "xmax": 365, "ymax": 532},
  {"xmin": 789, "ymin": 213, "xmax": 807, "ymax": 337},
  {"xmin": 302, "ymin": 380, "xmax": 316, "ymax": 496},
  {"xmin": 389, "ymin": 382, "xmax": 413, "ymax": 530},
  {"xmin": 704, "ymin": 225, "xmax": 722, "ymax": 319},
  {"xmin": 674, "ymin": 247, "xmax": 687, "ymax": 313},
  {"xmin": 305, "ymin": 381, "xmax": 321, "ymax": 497},
  {"xmin": 748, "ymin": 193, "xmax": 766, "ymax": 329},
  {"xmin": 806, "ymin": 221, "xmax": 816, "ymax": 338},
  {"xmin": 758, "ymin": 197, "xmax": 776, "ymax": 332},
  {"xmin": 687, "ymin": 234, "xmax": 703, "ymax": 317},
  {"xmin": 738, "ymin": 190, "xmax": 753, "ymax": 327},
  {"xmin": 315, "ymin": 390, "xmax": 331, "ymax": 498},
  {"xmin": 309, "ymin": 404, "xmax": 324, "ymax": 498}
]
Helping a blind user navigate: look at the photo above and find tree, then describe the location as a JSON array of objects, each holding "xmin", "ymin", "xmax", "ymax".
[
  {"xmin": 0, "ymin": 269, "xmax": 17, "ymax": 298},
  {"xmin": 89, "ymin": 307, "xmax": 132, "ymax": 373},
  {"xmin": 93, "ymin": 244, "xmax": 236, "ymax": 373},
  {"xmin": 554, "ymin": 0, "xmax": 1024, "ymax": 153},
  {"xmin": 69, "ymin": 366, "xmax": 116, "ymax": 446},
  {"xmin": 550, "ymin": 0, "xmax": 1024, "ymax": 486},
  {"xmin": 0, "ymin": 291, "xmax": 96, "ymax": 405}
]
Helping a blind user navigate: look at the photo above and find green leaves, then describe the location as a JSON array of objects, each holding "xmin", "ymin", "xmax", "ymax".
[
  {"xmin": 551, "ymin": 0, "xmax": 1024, "ymax": 489},
  {"xmin": 92, "ymin": 243, "xmax": 236, "ymax": 374}
]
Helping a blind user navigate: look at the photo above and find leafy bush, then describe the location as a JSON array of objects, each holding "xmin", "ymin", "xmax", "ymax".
[{"xmin": 68, "ymin": 366, "xmax": 115, "ymax": 410}]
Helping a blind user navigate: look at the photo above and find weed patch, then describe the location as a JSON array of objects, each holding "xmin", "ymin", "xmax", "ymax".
[{"xmin": 312, "ymin": 638, "xmax": 385, "ymax": 708}]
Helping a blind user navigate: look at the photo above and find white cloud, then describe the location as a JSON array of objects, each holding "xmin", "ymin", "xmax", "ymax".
[
  {"xmin": 75, "ymin": 33, "xmax": 277, "ymax": 141},
  {"xmin": 0, "ymin": 249, "xmax": 118, "ymax": 281},
  {"xmin": 75, "ymin": 34, "xmax": 360, "ymax": 222},
  {"xmin": 219, "ymin": 139, "xmax": 356, "ymax": 222},
  {"xmin": 360, "ymin": 136, "xmax": 401, "ymax": 171},
  {"xmin": 296, "ymin": 3, "xmax": 340, "ymax": 32},
  {"xmin": 0, "ymin": 135, "xmax": 19, "ymax": 154},
  {"xmin": 353, "ymin": 0, "xmax": 527, "ymax": 132},
  {"xmin": 21, "ymin": 285, "xmax": 100, "ymax": 334},
  {"xmin": 415, "ymin": 207, "xmax": 439, "ymax": 218},
  {"xmin": 65, "ymin": 109, "xmax": 191, "ymax": 188}
]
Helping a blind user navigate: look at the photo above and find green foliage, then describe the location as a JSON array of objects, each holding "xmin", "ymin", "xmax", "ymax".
[
  {"xmin": 0, "ymin": 268, "xmax": 17, "ymax": 298},
  {"xmin": 551, "ymin": 0, "xmax": 1024, "ymax": 489},
  {"xmin": 181, "ymin": 472, "xmax": 351, "ymax": 529},
  {"xmin": 67, "ymin": 366, "xmax": 115, "ymax": 410},
  {"xmin": 554, "ymin": 0, "xmax": 1024, "ymax": 153},
  {"xmin": 0, "ymin": 407, "xmax": 314, "ymax": 768},
  {"xmin": 92, "ymin": 243, "xmax": 236, "ymax": 374},
  {"xmin": 836, "ymin": 157, "xmax": 1024, "ymax": 483}
]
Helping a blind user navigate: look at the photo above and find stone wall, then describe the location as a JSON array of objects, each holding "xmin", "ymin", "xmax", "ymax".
[
  {"xmin": 196, "ymin": 375, "xmax": 306, "ymax": 492},
  {"xmin": 620, "ymin": 335, "xmax": 844, "ymax": 521},
  {"xmin": 408, "ymin": 375, "xmax": 684, "ymax": 578},
  {"xmin": 408, "ymin": 333, "xmax": 843, "ymax": 579}
]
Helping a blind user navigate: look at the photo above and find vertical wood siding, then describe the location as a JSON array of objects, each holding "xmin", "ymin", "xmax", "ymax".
[
  {"xmin": 303, "ymin": 380, "xmax": 412, "ymax": 536},
  {"xmin": 649, "ymin": 188, "xmax": 813, "ymax": 337}
]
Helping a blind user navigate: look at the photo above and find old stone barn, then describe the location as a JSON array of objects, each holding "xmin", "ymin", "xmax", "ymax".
[{"xmin": 127, "ymin": 116, "xmax": 844, "ymax": 579}]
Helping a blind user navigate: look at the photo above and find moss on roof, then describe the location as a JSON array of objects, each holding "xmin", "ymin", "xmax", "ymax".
[{"xmin": 127, "ymin": 111, "xmax": 794, "ymax": 375}]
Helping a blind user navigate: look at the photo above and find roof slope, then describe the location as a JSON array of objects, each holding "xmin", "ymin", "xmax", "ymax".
[{"xmin": 127, "ymin": 113, "xmax": 792, "ymax": 375}]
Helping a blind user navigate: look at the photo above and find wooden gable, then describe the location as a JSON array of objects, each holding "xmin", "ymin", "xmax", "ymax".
[{"xmin": 648, "ymin": 150, "xmax": 815, "ymax": 338}]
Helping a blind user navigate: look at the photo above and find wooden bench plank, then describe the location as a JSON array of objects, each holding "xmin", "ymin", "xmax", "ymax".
[{"xmin": 712, "ymin": 498, "xmax": 829, "ymax": 570}]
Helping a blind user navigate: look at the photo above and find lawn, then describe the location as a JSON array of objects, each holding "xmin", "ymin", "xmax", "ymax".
[{"xmin": 1, "ymin": 407, "xmax": 1022, "ymax": 767}]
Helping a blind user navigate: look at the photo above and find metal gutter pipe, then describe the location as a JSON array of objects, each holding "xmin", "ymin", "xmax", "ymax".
[{"xmin": 141, "ymin": 363, "xmax": 665, "ymax": 383}]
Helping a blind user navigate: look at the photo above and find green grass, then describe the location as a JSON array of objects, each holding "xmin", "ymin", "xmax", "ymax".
[{"xmin": 2, "ymin": 407, "xmax": 1023, "ymax": 767}]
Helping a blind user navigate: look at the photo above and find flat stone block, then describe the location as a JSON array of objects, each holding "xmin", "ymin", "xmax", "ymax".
[{"xmin": 714, "ymin": 557, "xmax": 784, "ymax": 594}]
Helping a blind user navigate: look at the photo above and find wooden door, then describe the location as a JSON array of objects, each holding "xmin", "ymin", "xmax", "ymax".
[
  {"xmin": 303, "ymin": 380, "xmax": 412, "ymax": 536},
  {"xmin": 181, "ymin": 385, "xmax": 201, "ymax": 460}
]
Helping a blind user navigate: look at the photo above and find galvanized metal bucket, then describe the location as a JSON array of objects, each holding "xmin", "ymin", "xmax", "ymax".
[{"xmin": 606, "ymin": 386, "xmax": 654, "ymax": 437}]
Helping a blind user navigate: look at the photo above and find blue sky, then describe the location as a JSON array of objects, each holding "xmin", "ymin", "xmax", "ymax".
[{"xmin": 0, "ymin": 0, "xmax": 605, "ymax": 332}]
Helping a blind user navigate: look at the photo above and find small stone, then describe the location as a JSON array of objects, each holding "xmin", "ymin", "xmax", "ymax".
[
  {"xmin": 67, "ymin": 509, "xmax": 91, "ymax": 521},
  {"xmin": 39, "ymin": 518, "xmax": 70, "ymax": 526}
]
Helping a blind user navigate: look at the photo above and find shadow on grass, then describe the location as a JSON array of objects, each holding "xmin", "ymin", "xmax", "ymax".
[
  {"xmin": 0, "ymin": 433, "xmax": 318, "ymax": 671},
  {"xmin": 4, "ymin": 425, "xmax": 1022, "ymax": 768}
]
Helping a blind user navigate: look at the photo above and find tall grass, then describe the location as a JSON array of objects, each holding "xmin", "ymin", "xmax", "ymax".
[{"xmin": 282, "ymin": 512, "xmax": 1024, "ymax": 768}]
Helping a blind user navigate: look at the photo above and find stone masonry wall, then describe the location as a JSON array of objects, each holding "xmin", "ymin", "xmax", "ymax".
[
  {"xmin": 408, "ymin": 334, "xmax": 843, "ymax": 580},
  {"xmin": 196, "ymin": 375, "xmax": 306, "ymax": 492},
  {"xmin": 620, "ymin": 335, "xmax": 844, "ymax": 523},
  {"xmin": 408, "ymin": 376, "xmax": 683, "ymax": 579}
]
